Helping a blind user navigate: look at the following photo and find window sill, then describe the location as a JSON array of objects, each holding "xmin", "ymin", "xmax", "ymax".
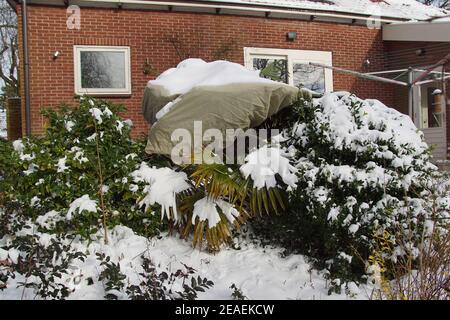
[{"xmin": 75, "ymin": 92, "xmax": 133, "ymax": 98}]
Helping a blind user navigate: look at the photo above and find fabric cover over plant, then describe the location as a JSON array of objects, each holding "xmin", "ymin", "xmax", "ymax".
[{"xmin": 142, "ymin": 59, "xmax": 299, "ymax": 156}]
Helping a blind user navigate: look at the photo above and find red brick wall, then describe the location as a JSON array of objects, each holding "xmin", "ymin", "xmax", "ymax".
[
  {"xmin": 16, "ymin": 5, "xmax": 393, "ymax": 137},
  {"xmin": 385, "ymin": 41, "xmax": 450, "ymax": 69}
]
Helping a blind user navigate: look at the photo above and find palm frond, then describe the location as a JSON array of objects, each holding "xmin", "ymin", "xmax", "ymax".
[
  {"xmin": 189, "ymin": 163, "xmax": 247, "ymax": 203},
  {"xmin": 170, "ymin": 161, "xmax": 287, "ymax": 250},
  {"xmin": 248, "ymin": 186, "xmax": 285, "ymax": 216}
]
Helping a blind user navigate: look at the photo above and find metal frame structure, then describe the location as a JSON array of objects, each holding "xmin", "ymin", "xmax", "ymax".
[
  {"xmin": 309, "ymin": 54, "xmax": 450, "ymax": 125},
  {"xmin": 310, "ymin": 55, "xmax": 449, "ymax": 159}
]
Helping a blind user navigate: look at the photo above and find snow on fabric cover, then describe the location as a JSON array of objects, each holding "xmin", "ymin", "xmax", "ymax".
[
  {"xmin": 142, "ymin": 59, "xmax": 278, "ymax": 125},
  {"xmin": 143, "ymin": 59, "xmax": 299, "ymax": 156},
  {"xmin": 144, "ymin": 82, "xmax": 299, "ymax": 156},
  {"xmin": 148, "ymin": 58, "xmax": 273, "ymax": 96}
]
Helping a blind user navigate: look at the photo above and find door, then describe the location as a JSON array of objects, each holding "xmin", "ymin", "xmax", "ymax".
[{"xmin": 412, "ymin": 69, "xmax": 447, "ymax": 160}]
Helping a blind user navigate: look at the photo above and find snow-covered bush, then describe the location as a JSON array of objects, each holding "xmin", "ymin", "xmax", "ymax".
[
  {"xmin": 1, "ymin": 90, "xmax": 447, "ymax": 295},
  {"xmin": 251, "ymin": 92, "xmax": 449, "ymax": 289},
  {"xmin": 0, "ymin": 209, "xmax": 213, "ymax": 300},
  {"xmin": 0, "ymin": 96, "xmax": 292, "ymax": 251},
  {"xmin": 0, "ymin": 97, "xmax": 165, "ymax": 240}
]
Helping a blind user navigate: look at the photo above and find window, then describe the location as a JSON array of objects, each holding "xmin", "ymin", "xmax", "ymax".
[
  {"xmin": 253, "ymin": 57, "xmax": 288, "ymax": 84},
  {"xmin": 74, "ymin": 46, "xmax": 131, "ymax": 95},
  {"xmin": 293, "ymin": 63, "xmax": 326, "ymax": 93},
  {"xmin": 244, "ymin": 47, "xmax": 333, "ymax": 93}
]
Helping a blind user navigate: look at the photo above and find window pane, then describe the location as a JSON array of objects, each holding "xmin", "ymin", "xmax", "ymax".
[
  {"xmin": 253, "ymin": 58, "xmax": 288, "ymax": 84},
  {"xmin": 293, "ymin": 63, "xmax": 325, "ymax": 93},
  {"xmin": 80, "ymin": 51, "xmax": 126, "ymax": 89}
]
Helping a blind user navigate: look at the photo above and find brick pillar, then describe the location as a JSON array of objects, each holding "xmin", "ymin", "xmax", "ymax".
[{"xmin": 7, "ymin": 97, "xmax": 22, "ymax": 141}]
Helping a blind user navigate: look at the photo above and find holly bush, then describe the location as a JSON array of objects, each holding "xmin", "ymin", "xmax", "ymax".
[
  {"xmin": 252, "ymin": 92, "xmax": 449, "ymax": 289},
  {"xmin": 0, "ymin": 97, "xmax": 165, "ymax": 240}
]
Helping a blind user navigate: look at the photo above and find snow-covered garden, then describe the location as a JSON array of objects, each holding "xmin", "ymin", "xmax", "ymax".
[{"xmin": 0, "ymin": 60, "xmax": 449, "ymax": 300}]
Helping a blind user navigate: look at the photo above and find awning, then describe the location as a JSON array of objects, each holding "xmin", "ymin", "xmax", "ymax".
[{"xmin": 383, "ymin": 19, "xmax": 450, "ymax": 42}]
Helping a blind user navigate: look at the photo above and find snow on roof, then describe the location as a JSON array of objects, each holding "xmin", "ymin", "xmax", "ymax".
[
  {"xmin": 198, "ymin": 0, "xmax": 447, "ymax": 21},
  {"xmin": 431, "ymin": 15, "xmax": 450, "ymax": 22}
]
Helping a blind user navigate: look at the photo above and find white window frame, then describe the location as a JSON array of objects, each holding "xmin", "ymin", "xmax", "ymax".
[
  {"xmin": 244, "ymin": 47, "xmax": 333, "ymax": 92},
  {"xmin": 74, "ymin": 45, "xmax": 132, "ymax": 96}
]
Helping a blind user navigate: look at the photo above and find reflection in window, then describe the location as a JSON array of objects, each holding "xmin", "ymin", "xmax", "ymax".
[
  {"xmin": 253, "ymin": 58, "xmax": 288, "ymax": 84},
  {"xmin": 293, "ymin": 63, "xmax": 325, "ymax": 93},
  {"xmin": 80, "ymin": 51, "xmax": 126, "ymax": 89}
]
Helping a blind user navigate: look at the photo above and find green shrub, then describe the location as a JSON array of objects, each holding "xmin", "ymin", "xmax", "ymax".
[
  {"xmin": 0, "ymin": 96, "xmax": 290, "ymax": 251},
  {"xmin": 2, "ymin": 91, "xmax": 446, "ymax": 296},
  {"xmin": 252, "ymin": 92, "xmax": 449, "ymax": 290},
  {"xmin": 0, "ymin": 97, "xmax": 165, "ymax": 240}
]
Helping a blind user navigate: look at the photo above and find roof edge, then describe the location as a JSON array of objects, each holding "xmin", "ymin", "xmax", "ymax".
[
  {"xmin": 194, "ymin": 0, "xmax": 443, "ymax": 21},
  {"xmin": 10, "ymin": 0, "xmax": 410, "ymax": 24}
]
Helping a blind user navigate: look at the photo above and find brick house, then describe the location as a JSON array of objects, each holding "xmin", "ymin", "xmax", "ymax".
[{"xmin": 6, "ymin": 0, "xmax": 450, "ymax": 159}]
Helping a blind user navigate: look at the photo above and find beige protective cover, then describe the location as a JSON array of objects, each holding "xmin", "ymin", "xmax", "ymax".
[
  {"xmin": 142, "ymin": 83, "xmax": 299, "ymax": 156},
  {"xmin": 141, "ymin": 85, "xmax": 180, "ymax": 125}
]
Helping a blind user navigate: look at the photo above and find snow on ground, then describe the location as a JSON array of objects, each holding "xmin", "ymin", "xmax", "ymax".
[
  {"xmin": 0, "ymin": 108, "xmax": 6, "ymax": 139},
  {"xmin": 143, "ymin": 231, "xmax": 363, "ymax": 300},
  {"xmin": 0, "ymin": 225, "xmax": 367, "ymax": 300},
  {"xmin": 203, "ymin": 0, "xmax": 447, "ymax": 20}
]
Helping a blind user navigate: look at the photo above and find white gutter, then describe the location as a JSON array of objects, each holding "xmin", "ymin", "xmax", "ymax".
[{"xmin": 24, "ymin": 0, "xmax": 404, "ymax": 24}]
